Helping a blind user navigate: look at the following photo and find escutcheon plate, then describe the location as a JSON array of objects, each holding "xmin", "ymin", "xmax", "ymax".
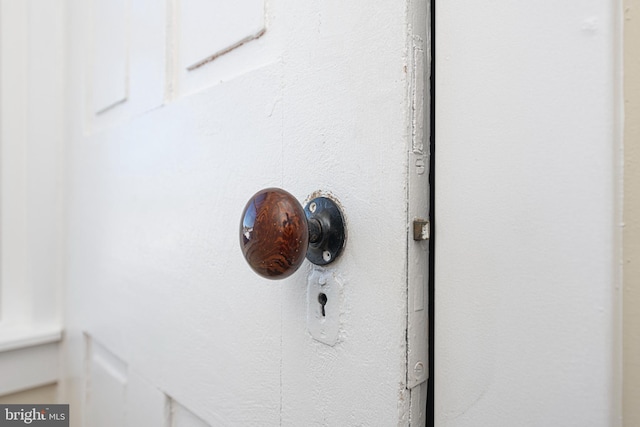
[{"xmin": 304, "ymin": 197, "xmax": 346, "ymax": 265}]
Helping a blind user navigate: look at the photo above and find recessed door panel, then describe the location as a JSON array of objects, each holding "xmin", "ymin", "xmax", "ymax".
[
  {"xmin": 92, "ymin": 0, "xmax": 127, "ymax": 113},
  {"xmin": 179, "ymin": 0, "xmax": 264, "ymax": 71}
]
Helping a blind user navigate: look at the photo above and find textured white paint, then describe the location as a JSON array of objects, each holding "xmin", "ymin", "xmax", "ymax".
[
  {"xmin": 278, "ymin": 1, "xmax": 417, "ymax": 424},
  {"xmin": 436, "ymin": 1, "xmax": 622, "ymax": 425},
  {"xmin": 60, "ymin": 0, "xmax": 426, "ymax": 425},
  {"xmin": 407, "ymin": 1, "xmax": 431, "ymax": 404}
]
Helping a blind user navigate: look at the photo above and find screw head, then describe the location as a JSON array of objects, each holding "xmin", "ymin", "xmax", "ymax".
[{"xmin": 303, "ymin": 196, "xmax": 346, "ymax": 266}]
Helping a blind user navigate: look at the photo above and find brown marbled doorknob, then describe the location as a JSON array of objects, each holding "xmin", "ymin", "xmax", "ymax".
[
  {"xmin": 240, "ymin": 188, "xmax": 346, "ymax": 279},
  {"xmin": 240, "ymin": 188, "xmax": 309, "ymax": 279}
]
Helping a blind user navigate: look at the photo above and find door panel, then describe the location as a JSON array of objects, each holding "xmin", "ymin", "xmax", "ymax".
[
  {"xmin": 88, "ymin": 0, "xmax": 166, "ymax": 128},
  {"xmin": 179, "ymin": 0, "xmax": 265, "ymax": 70},
  {"xmin": 63, "ymin": 0, "xmax": 430, "ymax": 425},
  {"xmin": 85, "ymin": 339, "xmax": 127, "ymax": 427},
  {"xmin": 91, "ymin": 0, "xmax": 127, "ymax": 113}
]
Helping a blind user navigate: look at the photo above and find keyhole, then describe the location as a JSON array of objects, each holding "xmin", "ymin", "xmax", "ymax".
[{"xmin": 318, "ymin": 292, "xmax": 327, "ymax": 317}]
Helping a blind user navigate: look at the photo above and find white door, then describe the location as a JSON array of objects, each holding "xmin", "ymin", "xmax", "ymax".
[
  {"xmin": 434, "ymin": 1, "xmax": 620, "ymax": 426},
  {"xmin": 61, "ymin": 0, "xmax": 431, "ymax": 426}
]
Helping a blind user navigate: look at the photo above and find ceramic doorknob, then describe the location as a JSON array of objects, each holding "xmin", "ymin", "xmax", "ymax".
[{"xmin": 240, "ymin": 188, "xmax": 346, "ymax": 279}]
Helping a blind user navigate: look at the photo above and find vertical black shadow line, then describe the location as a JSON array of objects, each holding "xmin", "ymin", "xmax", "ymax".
[{"xmin": 426, "ymin": 0, "xmax": 435, "ymax": 425}]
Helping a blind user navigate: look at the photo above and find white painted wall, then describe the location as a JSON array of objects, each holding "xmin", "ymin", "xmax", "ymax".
[
  {"xmin": 0, "ymin": 0, "xmax": 65, "ymax": 334},
  {"xmin": 0, "ymin": 0, "xmax": 65, "ymax": 400},
  {"xmin": 623, "ymin": 0, "xmax": 640, "ymax": 425},
  {"xmin": 435, "ymin": 1, "xmax": 622, "ymax": 425}
]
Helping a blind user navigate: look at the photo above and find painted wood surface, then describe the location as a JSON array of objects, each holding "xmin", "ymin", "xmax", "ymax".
[
  {"xmin": 61, "ymin": 0, "xmax": 428, "ymax": 425},
  {"xmin": 0, "ymin": 0, "xmax": 66, "ymax": 401},
  {"xmin": 436, "ymin": 0, "xmax": 622, "ymax": 425},
  {"xmin": 623, "ymin": 0, "xmax": 640, "ymax": 425}
]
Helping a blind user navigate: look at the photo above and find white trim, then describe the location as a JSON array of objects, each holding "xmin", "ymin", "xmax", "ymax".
[
  {"xmin": 0, "ymin": 326, "xmax": 62, "ymax": 353},
  {"xmin": 0, "ymin": 326, "xmax": 62, "ymax": 397},
  {"xmin": 0, "ymin": 0, "xmax": 65, "ymax": 402},
  {"xmin": 0, "ymin": 0, "xmax": 65, "ymax": 329},
  {"xmin": 0, "ymin": 340, "xmax": 60, "ymax": 397}
]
